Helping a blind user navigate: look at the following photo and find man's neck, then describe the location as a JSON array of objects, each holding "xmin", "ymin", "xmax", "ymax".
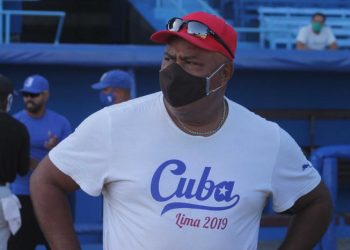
[
  {"xmin": 165, "ymin": 96, "xmax": 227, "ymax": 136},
  {"xmin": 26, "ymin": 108, "xmax": 46, "ymax": 118}
]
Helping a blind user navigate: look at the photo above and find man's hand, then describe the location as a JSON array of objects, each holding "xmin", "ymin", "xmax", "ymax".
[
  {"xmin": 296, "ymin": 41, "xmax": 307, "ymax": 50},
  {"xmin": 328, "ymin": 42, "xmax": 338, "ymax": 50},
  {"xmin": 44, "ymin": 131, "xmax": 59, "ymax": 150}
]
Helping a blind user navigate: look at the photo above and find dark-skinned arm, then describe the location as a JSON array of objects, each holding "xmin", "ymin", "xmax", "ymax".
[
  {"xmin": 328, "ymin": 42, "xmax": 338, "ymax": 50},
  {"xmin": 30, "ymin": 156, "xmax": 81, "ymax": 250},
  {"xmin": 278, "ymin": 181, "xmax": 333, "ymax": 250},
  {"xmin": 296, "ymin": 41, "xmax": 307, "ymax": 50}
]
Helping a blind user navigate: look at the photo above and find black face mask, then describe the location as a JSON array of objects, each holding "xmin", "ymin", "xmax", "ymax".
[{"xmin": 159, "ymin": 63, "xmax": 225, "ymax": 107}]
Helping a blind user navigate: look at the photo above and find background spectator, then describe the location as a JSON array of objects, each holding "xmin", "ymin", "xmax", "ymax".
[{"xmin": 296, "ymin": 12, "xmax": 338, "ymax": 50}]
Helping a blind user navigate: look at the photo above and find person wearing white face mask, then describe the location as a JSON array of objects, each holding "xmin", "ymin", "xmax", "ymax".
[
  {"xmin": 0, "ymin": 74, "xmax": 30, "ymax": 250},
  {"xmin": 91, "ymin": 69, "xmax": 132, "ymax": 107}
]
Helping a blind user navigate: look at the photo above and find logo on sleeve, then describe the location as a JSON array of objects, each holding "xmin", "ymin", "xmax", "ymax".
[
  {"xmin": 151, "ymin": 159, "xmax": 240, "ymax": 215},
  {"xmin": 302, "ymin": 162, "xmax": 313, "ymax": 171}
]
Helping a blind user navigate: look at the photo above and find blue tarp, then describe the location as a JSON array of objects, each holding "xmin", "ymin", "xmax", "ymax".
[{"xmin": 1, "ymin": 44, "xmax": 350, "ymax": 71}]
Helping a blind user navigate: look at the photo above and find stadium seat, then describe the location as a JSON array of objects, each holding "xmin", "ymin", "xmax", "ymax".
[
  {"xmin": 258, "ymin": 7, "xmax": 350, "ymax": 49},
  {"xmin": 231, "ymin": 0, "xmax": 350, "ymax": 26},
  {"xmin": 310, "ymin": 145, "xmax": 350, "ymax": 250}
]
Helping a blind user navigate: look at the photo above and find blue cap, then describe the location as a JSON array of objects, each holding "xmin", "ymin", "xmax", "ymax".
[
  {"xmin": 19, "ymin": 75, "xmax": 49, "ymax": 94},
  {"xmin": 91, "ymin": 70, "xmax": 132, "ymax": 90}
]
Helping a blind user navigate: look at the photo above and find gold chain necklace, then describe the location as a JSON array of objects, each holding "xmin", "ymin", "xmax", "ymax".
[{"xmin": 177, "ymin": 100, "xmax": 227, "ymax": 136}]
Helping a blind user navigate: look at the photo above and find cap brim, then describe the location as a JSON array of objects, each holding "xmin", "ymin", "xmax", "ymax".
[
  {"xmin": 151, "ymin": 30, "xmax": 219, "ymax": 54},
  {"xmin": 91, "ymin": 82, "xmax": 107, "ymax": 90},
  {"xmin": 18, "ymin": 88, "xmax": 43, "ymax": 94}
]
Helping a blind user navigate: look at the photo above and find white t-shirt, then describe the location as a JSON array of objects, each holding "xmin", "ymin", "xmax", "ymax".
[
  {"xmin": 296, "ymin": 25, "xmax": 336, "ymax": 50},
  {"xmin": 49, "ymin": 92, "xmax": 321, "ymax": 250}
]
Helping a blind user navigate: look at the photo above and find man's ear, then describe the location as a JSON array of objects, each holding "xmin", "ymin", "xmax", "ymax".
[
  {"xmin": 6, "ymin": 93, "xmax": 13, "ymax": 112},
  {"xmin": 42, "ymin": 91, "xmax": 49, "ymax": 102}
]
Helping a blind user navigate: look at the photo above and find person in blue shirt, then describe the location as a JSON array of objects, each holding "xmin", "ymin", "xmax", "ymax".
[
  {"xmin": 91, "ymin": 69, "xmax": 132, "ymax": 107},
  {"xmin": 8, "ymin": 74, "xmax": 72, "ymax": 250}
]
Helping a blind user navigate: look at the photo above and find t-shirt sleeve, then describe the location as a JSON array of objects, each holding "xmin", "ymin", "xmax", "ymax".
[
  {"xmin": 271, "ymin": 128, "xmax": 321, "ymax": 213},
  {"xmin": 296, "ymin": 27, "xmax": 307, "ymax": 43},
  {"xmin": 326, "ymin": 27, "xmax": 336, "ymax": 45},
  {"xmin": 49, "ymin": 109, "xmax": 112, "ymax": 196}
]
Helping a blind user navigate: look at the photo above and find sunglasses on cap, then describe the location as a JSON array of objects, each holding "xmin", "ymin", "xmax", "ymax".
[
  {"xmin": 22, "ymin": 92, "xmax": 41, "ymax": 98},
  {"xmin": 166, "ymin": 17, "xmax": 233, "ymax": 58}
]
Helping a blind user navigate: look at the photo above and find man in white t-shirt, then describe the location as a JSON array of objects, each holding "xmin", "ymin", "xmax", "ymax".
[
  {"xmin": 30, "ymin": 11, "xmax": 332, "ymax": 250},
  {"xmin": 296, "ymin": 12, "xmax": 338, "ymax": 50}
]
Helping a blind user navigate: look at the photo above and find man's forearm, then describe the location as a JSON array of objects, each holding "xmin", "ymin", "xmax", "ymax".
[
  {"xmin": 278, "ymin": 196, "xmax": 332, "ymax": 250},
  {"xmin": 30, "ymin": 175, "xmax": 80, "ymax": 250},
  {"xmin": 296, "ymin": 42, "xmax": 307, "ymax": 50},
  {"xmin": 329, "ymin": 42, "xmax": 338, "ymax": 50}
]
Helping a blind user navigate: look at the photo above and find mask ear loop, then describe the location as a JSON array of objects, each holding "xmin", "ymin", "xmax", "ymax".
[
  {"xmin": 205, "ymin": 63, "xmax": 226, "ymax": 96},
  {"xmin": 6, "ymin": 93, "xmax": 13, "ymax": 112}
]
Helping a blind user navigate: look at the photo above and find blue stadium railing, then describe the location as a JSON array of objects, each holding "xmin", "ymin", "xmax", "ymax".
[
  {"xmin": 229, "ymin": 0, "xmax": 350, "ymax": 26},
  {"xmin": 0, "ymin": 0, "xmax": 65, "ymax": 44}
]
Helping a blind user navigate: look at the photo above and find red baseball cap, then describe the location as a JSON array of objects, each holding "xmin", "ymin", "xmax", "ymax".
[{"xmin": 151, "ymin": 11, "xmax": 237, "ymax": 61}]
